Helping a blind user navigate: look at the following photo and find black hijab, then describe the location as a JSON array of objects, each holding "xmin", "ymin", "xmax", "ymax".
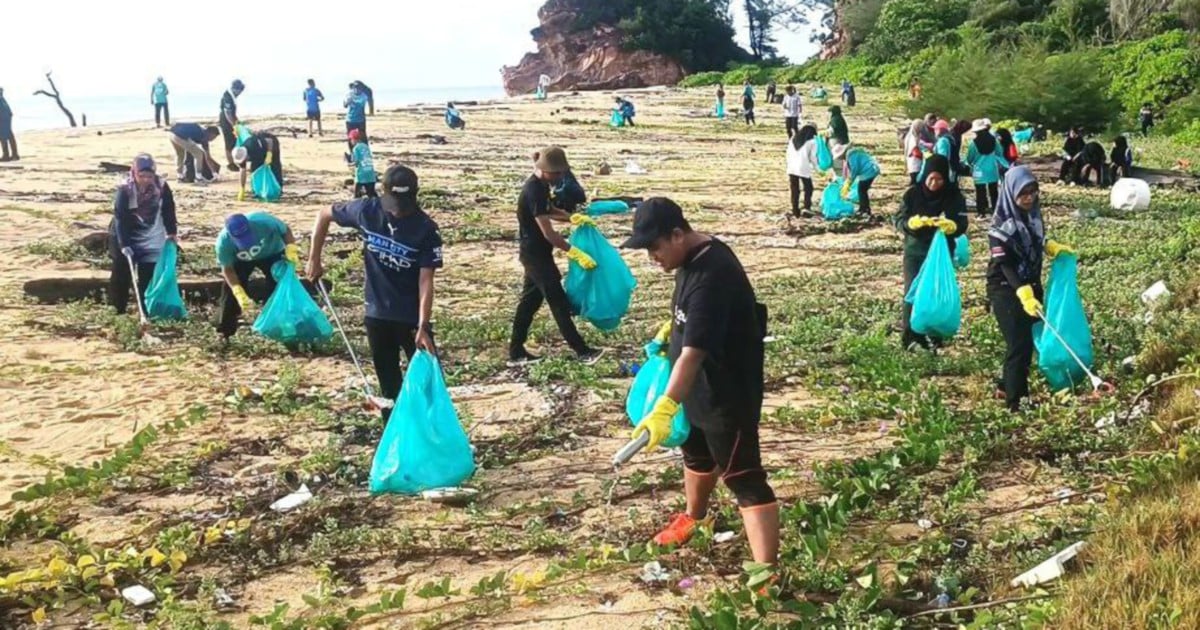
[
  {"xmin": 920, "ymin": 155, "xmax": 952, "ymax": 201},
  {"xmin": 973, "ymin": 129, "xmax": 997, "ymax": 154}
]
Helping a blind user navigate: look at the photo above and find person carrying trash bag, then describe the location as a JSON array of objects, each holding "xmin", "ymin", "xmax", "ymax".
[
  {"xmin": 108, "ymin": 154, "xmax": 178, "ymax": 317},
  {"xmin": 563, "ymin": 220, "xmax": 637, "ymax": 331},
  {"xmin": 507, "ymin": 147, "xmax": 605, "ymax": 366},
  {"xmin": 309, "ymin": 165, "xmax": 443, "ymax": 416},
  {"xmin": 215, "ymin": 212, "xmax": 300, "ymax": 339},
  {"xmin": 620, "ymin": 198, "xmax": 779, "ymax": 571},
  {"xmin": 967, "ymin": 119, "xmax": 1008, "ymax": 217},
  {"xmin": 1035, "ymin": 252, "xmax": 1095, "ymax": 392},
  {"xmin": 894, "ymin": 155, "xmax": 967, "ymax": 351},
  {"xmin": 833, "ymin": 143, "xmax": 880, "ymax": 217},
  {"xmin": 987, "ymin": 165, "xmax": 1075, "ymax": 412},
  {"xmin": 445, "ymin": 102, "xmax": 466, "ymax": 130},
  {"xmin": 233, "ymin": 129, "xmax": 283, "ymax": 202}
]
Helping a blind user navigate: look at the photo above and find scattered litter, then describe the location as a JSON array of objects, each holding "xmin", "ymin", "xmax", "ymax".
[
  {"xmin": 1110, "ymin": 178, "xmax": 1151, "ymax": 211},
  {"xmin": 1011, "ymin": 541, "xmax": 1086, "ymax": 588},
  {"xmin": 934, "ymin": 592, "xmax": 951, "ymax": 608},
  {"xmin": 879, "ymin": 422, "xmax": 890, "ymax": 435},
  {"xmin": 762, "ymin": 335, "xmax": 777, "ymax": 343},
  {"xmin": 678, "ymin": 577, "xmax": 696, "ymax": 590},
  {"xmin": 640, "ymin": 561, "xmax": 671, "ymax": 584},
  {"xmin": 121, "ymin": 585, "xmax": 156, "ymax": 607},
  {"xmin": 625, "ymin": 161, "xmax": 648, "ymax": 175},
  {"xmin": 1053, "ymin": 488, "xmax": 1076, "ymax": 503},
  {"xmin": 917, "ymin": 519, "xmax": 934, "ymax": 530},
  {"xmin": 1095, "ymin": 415, "xmax": 1115, "ymax": 430},
  {"xmin": 421, "ymin": 487, "xmax": 479, "ymax": 505},
  {"xmin": 269, "ymin": 484, "xmax": 313, "ymax": 512},
  {"xmin": 713, "ymin": 531, "xmax": 737, "ymax": 544},
  {"xmin": 1141, "ymin": 281, "xmax": 1170, "ymax": 306},
  {"xmin": 1121, "ymin": 356, "xmax": 1136, "ymax": 374},
  {"xmin": 214, "ymin": 588, "xmax": 236, "ymax": 609}
]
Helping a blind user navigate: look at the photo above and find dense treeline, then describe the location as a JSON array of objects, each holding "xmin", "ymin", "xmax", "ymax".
[
  {"xmin": 680, "ymin": 0, "xmax": 1200, "ymax": 135},
  {"xmin": 566, "ymin": 0, "xmax": 749, "ymax": 71}
]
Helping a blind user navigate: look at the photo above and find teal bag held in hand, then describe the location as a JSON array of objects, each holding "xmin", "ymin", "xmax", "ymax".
[
  {"xmin": 953, "ymin": 234, "xmax": 970, "ymax": 269},
  {"xmin": 369, "ymin": 351, "xmax": 476, "ymax": 495},
  {"xmin": 564, "ymin": 224, "xmax": 638, "ymax": 331},
  {"xmin": 1035, "ymin": 253, "xmax": 1095, "ymax": 391},
  {"xmin": 252, "ymin": 261, "xmax": 333, "ymax": 344},
  {"xmin": 610, "ymin": 110, "xmax": 625, "ymax": 127},
  {"xmin": 251, "ymin": 165, "xmax": 282, "ymax": 202},
  {"xmin": 821, "ymin": 178, "xmax": 855, "ymax": 220},
  {"xmin": 626, "ymin": 341, "xmax": 690, "ymax": 448},
  {"xmin": 904, "ymin": 231, "xmax": 962, "ymax": 338},
  {"xmin": 144, "ymin": 241, "xmax": 187, "ymax": 321},
  {"xmin": 586, "ymin": 200, "xmax": 630, "ymax": 216},
  {"xmin": 816, "ymin": 136, "xmax": 833, "ymax": 171}
]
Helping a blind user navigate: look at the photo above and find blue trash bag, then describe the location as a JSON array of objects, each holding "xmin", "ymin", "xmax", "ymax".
[
  {"xmin": 610, "ymin": 110, "xmax": 625, "ymax": 128},
  {"xmin": 715, "ymin": 100, "xmax": 726, "ymax": 119},
  {"xmin": 251, "ymin": 165, "xmax": 282, "ymax": 202},
  {"xmin": 816, "ymin": 136, "xmax": 833, "ymax": 172},
  {"xmin": 953, "ymin": 234, "xmax": 970, "ymax": 269},
  {"xmin": 1035, "ymin": 253, "xmax": 1095, "ymax": 391},
  {"xmin": 625, "ymin": 341, "xmax": 690, "ymax": 448},
  {"xmin": 844, "ymin": 178, "xmax": 861, "ymax": 205},
  {"xmin": 234, "ymin": 124, "xmax": 254, "ymax": 148},
  {"xmin": 1013, "ymin": 128, "xmax": 1035, "ymax": 144},
  {"xmin": 252, "ymin": 261, "xmax": 333, "ymax": 344},
  {"xmin": 144, "ymin": 241, "xmax": 187, "ymax": 321},
  {"xmin": 369, "ymin": 351, "xmax": 476, "ymax": 495},
  {"xmin": 904, "ymin": 231, "xmax": 962, "ymax": 338},
  {"xmin": 821, "ymin": 178, "xmax": 855, "ymax": 220},
  {"xmin": 564, "ymin": 224, "xmax": 638, "ymax": 331},
  {"xmin": 586, "ymin": 200, "xmax": 630, "ymax": 216}
]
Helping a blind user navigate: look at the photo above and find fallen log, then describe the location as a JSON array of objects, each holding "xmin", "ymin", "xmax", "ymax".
[
  {"xmin": 24, "ymin": 277, "xmax": 332, "ymax": 305},
  {"xmin": 1023, "ymin": 155, "xmax": 1200, "ymax": 191}
]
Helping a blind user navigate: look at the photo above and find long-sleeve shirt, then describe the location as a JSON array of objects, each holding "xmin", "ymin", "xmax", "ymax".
[
  {"xmin": 111, "ymin": 183, "xmax": 177, "ymax": 264},
  {"xmin": 894, "ymin": 187, "xmax": 967, "ymax": 259}
]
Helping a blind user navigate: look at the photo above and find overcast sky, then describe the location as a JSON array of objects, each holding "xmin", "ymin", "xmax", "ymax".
[{"xmin": 2, "ymin": 0, "xmax": 819, "ymax": 98}]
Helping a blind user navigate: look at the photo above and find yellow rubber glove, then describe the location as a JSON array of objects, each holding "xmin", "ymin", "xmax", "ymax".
[
  {"xmin": 1016, "ymin": 285, "xmax": 1043, "ymax": 317},
  {"xmin": 1045, "ymin": 240, "xmax": 1074, "ymax": 259},
  {"xmin": 237, "ymin": 188, "xmax": 246, "ymax": 202},
  {"xmin": 569, "ymin": 213, "xmax": 596, "ymax": 228},
  {"xmin": 265, "ymin": 151, "xmax": 274, "ymax": 165},
  {"xmin": 653, "ymin": 320, "xmax": 672, "ymax": 345},
  {"xmin": 632, "ymin": 396, "xmax": 679, "ymax": 450},
  {"xmin": 906, "ymin": 216, "xmax": 935, "ymax": 230},
  {"xmin": 566, "ymin": 247, "xmax": 597, "ymax": 270},
  {"xmin": 935, "ymin": 217, "xmax": 958, "ymax": 235},
  {"xmin": 232, "ymin": 285, "xmax": 254, "ymax": 312},
  {"xmin": 284, "ymin": 243, "xmax": 300, "ymax": 267}
]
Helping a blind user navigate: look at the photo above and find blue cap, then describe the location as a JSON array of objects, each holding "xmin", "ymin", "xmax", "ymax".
[{"xmin": 225, "ymin": 214, "xmax": 257, "ymax": 250}]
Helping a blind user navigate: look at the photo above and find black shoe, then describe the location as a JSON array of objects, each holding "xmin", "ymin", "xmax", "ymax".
[
  {"xmin": 0, "ymin": 157, "xmax": 8, "ymax": 162},
  {"xmin": 577, "ymin": 348, "xmax": 605, "ymax": 365},
  {"xmin": 227, "ymin": 162, "xmax": 240, "ymax": 172},
  {"xmin": 506, "ymin": 350, "xmax": 543, "ymax": 367}
]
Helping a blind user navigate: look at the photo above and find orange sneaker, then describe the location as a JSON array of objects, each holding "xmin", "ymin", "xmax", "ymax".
[{"xmin": 652, "ymin": 513, "xmax": 712, "ymax": 546}]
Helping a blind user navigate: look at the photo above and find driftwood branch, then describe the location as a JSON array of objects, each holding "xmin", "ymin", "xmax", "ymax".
[{"xmin": 33, "ymin": 72, "xmax": 77, "ymax": 127}]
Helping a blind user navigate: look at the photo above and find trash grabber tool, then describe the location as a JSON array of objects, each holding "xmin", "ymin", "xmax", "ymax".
[
  {"xmin": 1038, "ymin": 309, "xmax": 1114, "ymax": 396},
  {"xmin": 317, "ymin": 281, "xmax": 391, "ymax": 410}
]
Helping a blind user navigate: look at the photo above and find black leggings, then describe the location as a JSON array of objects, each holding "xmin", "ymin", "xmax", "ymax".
[
  {"xmin": 1110, "ymin": 163, "xmax": 1131, "ymax": 182},
  {"xmin": 975, "ymin": 183, "xmax": 999, "ymax": 215},
  {"xmin": 682, "ymin": 420, "xmax": 775, "ymax": 507},
  {"xmin": 785, "ymin": 117, "xmax": 799, "ymax": 138},
  {"xmin": 510, "ymin": 254, "xmax": 587, "ymax": 356},
  {"xmin": 154, "ymin": 103, "xmax": 170, "ymax": 127},
  {"xmin": 901, "ymin": 254, "xmax": 929, "ymax": 349},
  {"xmin": 109, "ymin": 254, "xmax": 157, "ymax": 316},
  {"xmin": 990, "ymin": 283, "xmax": 1042, "ymax": 411},
  {"xmin": 857, "ymin": 177, "xmax": 875, "ymax": 215},
  {"xmin": 217, "ymin": 255, "xmax": 281, "ymax": 338},
  {"xmin": 0, "ymin": 123, "xmax": 17, "ymax": 160},
  {"xmin": 788, "ymin": 175, "xmax": 813, "ymax": 214},
  {"xmin": 364, "ymin": 317, "xmax": 417, "ymax": 401},
  {"xmin": 744, "ymin": 108, "xmax": 755, "ymax": 125},
  {"xmin": 354, "ymin": 182, "xmax": 378, "ymax": 198}
]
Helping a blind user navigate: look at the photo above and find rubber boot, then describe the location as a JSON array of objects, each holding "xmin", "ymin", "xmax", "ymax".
[{"xmin": 740, "ymin": 502, "xmax": 780, "ymax": 564}]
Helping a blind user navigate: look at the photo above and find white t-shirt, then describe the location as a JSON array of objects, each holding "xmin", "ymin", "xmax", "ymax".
[{"xmin": 782, "ymin": 94, "xmax": 801, "ymax": 118}]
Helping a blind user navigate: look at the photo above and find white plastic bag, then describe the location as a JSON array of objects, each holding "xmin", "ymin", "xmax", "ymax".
[{"xmin": 1110, "ymin": 178, "xmax": 1151, "ymax": 211}]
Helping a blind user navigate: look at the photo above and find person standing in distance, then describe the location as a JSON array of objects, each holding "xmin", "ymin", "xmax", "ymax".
[
  {"xmin": 151, "ymin": 76, "xmax": 169, "ymax": 127},
  {"xmin": 303, "ymin": 79, "xmax": 324, "ymax": 137},
  {"xmin": 219, "ymin": 80, "xmax": 245, "ymax": 171},
  {"xmin": 507, "ymin": 147, "xmax": 604, "ymax": 366},
  {"xmin": 621, "ymin": 198, "xmax": 779, "ymax": 569},
  {"xmin": 0, "ymin": 87, "xmax": 18, "ymax": 162},
  {"xmin": 344, "ymin": 83, "xmax": 369, "ymax": 151}
]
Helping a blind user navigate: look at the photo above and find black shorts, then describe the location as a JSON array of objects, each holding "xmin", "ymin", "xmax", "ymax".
[
  {"xmin": 680, "ymin": 418, "xmax": 774, "ymax": 506},
  {"xmin": 306, "ymin": 110, "xmax": 321, "ymax": 121}
]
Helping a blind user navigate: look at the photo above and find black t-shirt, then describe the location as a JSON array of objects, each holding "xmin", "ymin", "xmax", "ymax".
[
  {"xmin": 245, "ymin": 133, "xmax": 272, "ymax": 167},
  {"xmin": 331, "ymin": 199, "xmax": 444, "ymax": 324},
  {"xmin": 668, "ymin": 238, "xmax": 766, "ymax": 429},
  {"xmin": 220, "ymin": 90, "xmax": 237, "ymax": 125},
  {"xmin": 517, "ymin": 175, "xmax": 554, "ymax": 259}
]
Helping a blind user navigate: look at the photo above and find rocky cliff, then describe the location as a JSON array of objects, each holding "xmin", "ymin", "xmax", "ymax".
[
  {"xmin": 500, "ymin": 0, "xmax": 686, "ymax": 96},
  {"xmin": 820, "ymin": 0, "xmax": 851, "ymax": 60}
]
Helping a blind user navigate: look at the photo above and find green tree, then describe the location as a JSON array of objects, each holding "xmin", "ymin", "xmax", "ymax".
[{"xmin": 860, "ymin": 0, "xmax": 970, "ymax": 62}]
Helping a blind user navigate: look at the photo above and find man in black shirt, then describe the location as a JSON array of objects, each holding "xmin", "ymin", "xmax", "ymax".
[
  {"xmin": 233, "ymin": 131, "xmax": 283, "ymax": 200},
  {"xmin": 621, "ymin": 198, "xmax": 779, "ymax": 567},
  {"xmin": 508, "ymin": 146, "xmax": 603, "ymax": 365},
  {"xmin": 219, "ymin": 80, "xmax": 245, "ymax": 171}
]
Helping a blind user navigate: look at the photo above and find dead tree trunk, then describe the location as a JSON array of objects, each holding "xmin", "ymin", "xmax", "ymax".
[{"xmin": 33, "ymin": 72, "xmax": 77, "ymax": 128}]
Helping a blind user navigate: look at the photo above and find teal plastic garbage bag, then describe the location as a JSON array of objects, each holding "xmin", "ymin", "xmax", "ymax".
[
  {"xmin": 610, "ymin": 110, "xmax": 625, "ymax": 127},
  {"xmin": 904, "ymin": 231, "xmax": 961, "ymax": 338},
  {"xmin": 564, "ymin": 224, "xmax": 637, "ymax": 331},
  {"xmin": 234, "ymin": 124, "xmax": 254, "ymax": 148},
  {"xmin": 369, "ymin": 351, "xmax": 476, "ymax": 495},
  {"xmin": 251, "ymin": 165, "xmax": 282, "ymax": 202},
  {"xmin": 586, "ymin": 200, "xmax": 630, "ymax": 216},
  {"xmin": 144, "ymin": 241, "xmax": 187, "ymax": 321},
  {"xmin": 953, "ymin": 234, "xmax": 969, "ymax": 269},
  {"xmin": 844, "ymin": 178, "xmax": 860, "ymax": 204},
  {"xmin": 821, "ymin": 178, "xmax": 855, "ymax": 220},
  {"xmin": 715, "ymin": 100, "xmax": 726, "ymax": 119},
  {"xmin": 1013, "ymin": 128, "xmax": 1034, "ymax": 144},
  {"xmin": 252, "ymin": 261, "xmax": 333, "ymax": 344},
  {"xmin": 1035, "ymin": 253, "xmax": 1095, "ymax": 391},
  {"xmin": 816, "ymin": 136, "xmax": 833, "ymax": 172},
  {"xmin": 625, "ymin": 341, "xmax": 690, "ymax": 448}
]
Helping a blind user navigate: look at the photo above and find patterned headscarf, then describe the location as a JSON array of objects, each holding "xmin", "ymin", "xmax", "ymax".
[
  {"xmin": 126, "ymin": 153, "xmax": 163, "ymax": 221},
  {"xmin": 989, "ymin": 166, "xmax": 1044, "ymax": 283}
]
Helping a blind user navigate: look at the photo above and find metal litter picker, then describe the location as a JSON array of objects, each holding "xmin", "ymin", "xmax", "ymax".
[
  {"xmin": 1038, "ymin": 308, "xmax": 1114, "ymax": 397},
  {"xmin": 123, "ymin": 250, "xmax": 163, "ymax": 345},
  {"xmin": 317, "ymin": 281, "xmax": 393, "ymax": 411}
]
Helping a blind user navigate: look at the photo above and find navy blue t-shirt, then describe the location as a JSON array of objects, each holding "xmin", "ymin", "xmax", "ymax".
[
  {"xmin": 331, "ymin": 199, "xmax": 443, "ymax": 324},
  {"xmin": 170, "ymin": 123, "xmax": 207, "ymax": 144}
]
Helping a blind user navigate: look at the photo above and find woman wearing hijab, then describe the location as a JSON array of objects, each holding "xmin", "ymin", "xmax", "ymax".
[
  {"xmin": 996, "ymin": 128, "xmax": 1019, "ymax": 167},
  {"xmin": 895, "ymin": 155, "xmax": 967, "ymax": 350},
  {"xmin": 786, "ymin": 124, "xmax": 819, "ymax": 217},
  {"xmin": 966, "ymin": 119, "xmax": 1008, "ymax": 217},
  {"xmin": 1109, "ymin": 135, "xmax": 1133, "ymax": 182},
  {"xmin": 949, "ymin": 120, "xmax": 972, "ymax": 179},
  {"xmin": 108, "ymin": 154, "xmax": 178, "ymax": 316},
  {"xmin": 904, "ymin": 120, "xmax": 934, "ymax": 185},
  {"xmin": 987, "ymin": 166, "xmax": 1073, "ymax": 412},
  {"xmin": 827, "ymin": 105, "xmax": 850, "ymax": 167},
  {"xmin": 833, "ymin": 143, "xmax": 880, "ymax": 217},
  {"xmin": 742, "ymin": 81, "xmax": 756, "ymax": 125}
]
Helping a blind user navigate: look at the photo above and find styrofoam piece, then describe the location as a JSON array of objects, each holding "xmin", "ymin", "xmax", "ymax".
[
  {"xmin": 122, "ymin": 585, "xmax": 156, "ymax": 606},
  {"xmin": 1011, "ymin": 541, "xmax": 1086, "ymax": 587},
  {"xmin": 269, "ymin": 484, "xmax": 312, "ymax": 512},
  {"xmin": 1141, "ymin": 281, "xmax": 1170, "ymax": 306},
  {"xmin": 1110, "ymin": 178, "xmax": 1151, "ymax": 211}
]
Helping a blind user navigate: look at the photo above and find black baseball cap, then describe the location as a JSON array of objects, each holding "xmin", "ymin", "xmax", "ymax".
[
  {"xmin": 381, "ymin": 165, "xmax": 420, "ymax": 214},
  {"xmin": 621, "ymin": 197, "xmax": 690, "ymax": 249}
]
